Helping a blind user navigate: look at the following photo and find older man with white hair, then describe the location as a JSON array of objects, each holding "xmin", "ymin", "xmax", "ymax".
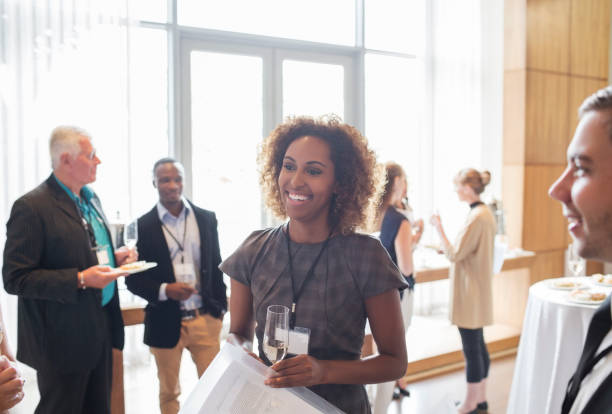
[{"xmin": 2, "ymin": 126, "xmax": 137, "ymax": 414}]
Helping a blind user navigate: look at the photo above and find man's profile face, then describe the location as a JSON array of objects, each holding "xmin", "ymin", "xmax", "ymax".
[
  {"xmin": 69, "ymin": 137, "xmax": 100, "ymax": 186},
  {"xmin": 549, "ymin": 109, "xmax": 612, "ymax": 261},
  {"xmin": 154, "ymin": 162, "xmax": 184, "ymax": 206}
]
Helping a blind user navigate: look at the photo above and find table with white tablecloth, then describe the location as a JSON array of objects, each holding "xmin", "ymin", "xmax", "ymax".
[{"xmin": 507, "ymin": 278, "xmax": 612, "ymax": 414}]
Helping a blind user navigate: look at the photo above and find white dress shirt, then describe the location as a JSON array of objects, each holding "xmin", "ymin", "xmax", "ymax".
[{"xmin": 156, "ymin": 199, "xmax": 203, "ymax": 310}]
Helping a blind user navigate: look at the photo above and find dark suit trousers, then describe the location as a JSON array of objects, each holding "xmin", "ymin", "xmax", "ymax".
[{"xmin": 35, "ymin": 306, "xmax": 113, "ymax": 414}]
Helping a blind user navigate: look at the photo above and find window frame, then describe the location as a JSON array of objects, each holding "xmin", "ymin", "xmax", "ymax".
[{"xmin": 137, "ymin": 0, "xmax": 426, "ymax": 204}]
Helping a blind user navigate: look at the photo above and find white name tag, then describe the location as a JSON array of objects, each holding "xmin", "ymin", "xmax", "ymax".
[
  {"xmin": 173, "ymin": 262, "xmax": 197, "ymax": 288},
  {"xmin": 287, "ymin": 326, "xmax": 310, "ymax": 355},
  {"xmin": 95, "ymin": 247, "xmax": 110, "ymax": 266}
]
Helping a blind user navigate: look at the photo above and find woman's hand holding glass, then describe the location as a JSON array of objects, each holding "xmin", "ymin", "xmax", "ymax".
[
  {"xmin": 429, "ymin": 213, "xmax": 442, "ymax": 231},
  {"xmin": 265, "ymin": 354, "xmax": 326, "ymax": 388}
]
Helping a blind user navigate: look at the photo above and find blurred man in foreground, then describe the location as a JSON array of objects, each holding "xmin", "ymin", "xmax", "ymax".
[{"xmin": 549, "ymin": 86, "xmax": 612, "ymax": 414}]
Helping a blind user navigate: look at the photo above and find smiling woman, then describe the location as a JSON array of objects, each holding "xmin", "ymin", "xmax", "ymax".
[
  {"xmin": 258, "ymin": 115, "xmax": 382, "ymax": 236},
  {"xmin": 221, "ymin": 115, "xmax": 408, "ymax": 413}
]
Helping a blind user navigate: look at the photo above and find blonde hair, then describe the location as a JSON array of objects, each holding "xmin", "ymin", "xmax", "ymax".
[{"xmin": 454, "ymin": 168, "xmax": 490, "ymax": 195}]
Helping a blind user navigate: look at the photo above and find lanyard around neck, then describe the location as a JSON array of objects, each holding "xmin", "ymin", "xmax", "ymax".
[
  {"xmin": 285, "ymin": 222, "xmax": 333, "ymax": 329},
  {"xmin": 73, "ymin": 198, "xmax": 98, "ymax": 248},
  {"xmin": 161, "ymin": 212, "xmax": 188, "ymax": 263}
]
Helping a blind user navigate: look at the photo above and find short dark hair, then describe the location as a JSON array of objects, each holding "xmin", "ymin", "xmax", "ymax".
[
  {"xmin": 579, "ymin": 86, "xmax": 612, "ymax": 117},
  {"xmin": 579, "ymin": 86, "xmax": 612, "ymax": 144},
  {"xmin": 152, "ymin": 157, "xmax": 181, "ymax": 179}
]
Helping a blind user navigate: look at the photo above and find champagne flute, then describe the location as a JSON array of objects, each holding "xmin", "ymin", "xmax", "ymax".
[
  {"xmin": 262, "ymin": 305, "xmax": 289, "ymax": 365},
  {"xmin": 123, "ymin": 219, "xmax": 138, "ymax": 249},
  {"xmin": 568, "ymin": 243, "xmax": 586, "ymax": 277}
]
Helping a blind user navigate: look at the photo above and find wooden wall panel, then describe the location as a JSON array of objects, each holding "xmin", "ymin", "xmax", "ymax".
[
  {"xmin": 525, "ymin": 71, "xmax": 569, "ymax": 164},
  {"xmin": 502, "ymin": 164, "xmax": 525, "ymax": 249},
  {"xmin": 526, "ymin": 0, "xmax": 571, "ymax": 73},
  {"xmin": 493, "ymin": 269, "xmax": 531, "ymax": 327},
  {"xmin": 505, "ymin": 0, "xmax": 527, "ymax": 71},
  {"xmin": 569, "ymin": 0, "xmax": 611, "ymax": 78},
  {"xmin": 586, "ymin": 260, "xmax": 605, "ymax": 275},
  {"xmin": 531, "ymin": 250, "xmax": 565, "ymax": 282},
  {"xmin": 568, "ymin": 77, "xmax": 608, "ymax": 138},
  {"xmin": 522, "ymin": 165, "xmax": 566, "ymax": 251},
  {"xmin": 504, "ymin": 70, "xmax": 526, "ymax": 164}
]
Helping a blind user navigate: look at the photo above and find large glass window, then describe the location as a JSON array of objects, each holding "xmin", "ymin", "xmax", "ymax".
[
  {"xmin": 364, "ymin": 53, "xmax": 423, "ymax": 213},
  {"xmin": 128, "ymin": 0, "xmax": 168, "ymax": 23},
  {"xmin": 364, "ymin": 0, "xmax": 425, "ymax": 55},
  {"xmin": 126, "ymin": 27, "xmax": 169, "ymax": 218},
  {"xmin": 190, "ymin": 51, "xmax": 263, "ymax": 258},
  {"xmin": 178, "ymin": 0, "xmax": 355, "ymax": 46},
  {"xmin": 282, "ymin": 60, "xmax": 345, "ymax": 119}
]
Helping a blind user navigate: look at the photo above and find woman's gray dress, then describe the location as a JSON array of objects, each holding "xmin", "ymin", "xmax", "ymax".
[{"xmin": 220, "ymin": 226, "xmax": 407, "ymax": 414}]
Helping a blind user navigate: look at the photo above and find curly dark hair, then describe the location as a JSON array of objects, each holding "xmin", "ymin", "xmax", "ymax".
[{"xmin": 258, "ymin": 115, "xmax": 383, "ymax": 235}]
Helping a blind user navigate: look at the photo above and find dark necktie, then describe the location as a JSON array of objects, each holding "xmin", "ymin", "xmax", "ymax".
[{"xmin": 561, "ymin": 295, "xmax": 612, "ymax": 414}]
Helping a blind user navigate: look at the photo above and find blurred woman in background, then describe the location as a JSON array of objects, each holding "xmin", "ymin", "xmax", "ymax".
[
  {"xmin": 430, "ymin": 169, "xmax": 496, "ymax": 414},
  {"xmin": 372, "ymin": 162, "xmax": 423, "ymax": 413}
]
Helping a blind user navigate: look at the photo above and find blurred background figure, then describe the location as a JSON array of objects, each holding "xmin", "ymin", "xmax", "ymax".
[
  {"xmin": 126, "ymin": 158, "xmax": 226, "ymax": 414},
  {"xmin": 2, "ymin": 126, "xmax": 136, "ymax": 414},
  {"xmin": 430, "ymin": 169, "xmax": 496, "ymax": 414},
  {"xmin": 371, "ymin": 162, "xmax": 423, "ymax": 413}
]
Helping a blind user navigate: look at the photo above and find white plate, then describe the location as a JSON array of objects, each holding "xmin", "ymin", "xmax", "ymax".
[
  {"xmin": 590, "ymin": 275, "xmax": 612, "ymax": 288},
  {"xmin": 567, "ymin": 295, "xmax": 606, "ymax": 305},
  {"xmin": 567, "ymin": 289, "xmax": 608, "ymax": 305},
  {"xmin": 548, "ymin": 279, "xmax": 586, "ymax": 290},
  {"xmin": 591, "ymin": 280, "xmax": 612, "ymax": 288},
  {"xmin": 118, "ymin": 261, "xmax": 157, "ymax": 275}
]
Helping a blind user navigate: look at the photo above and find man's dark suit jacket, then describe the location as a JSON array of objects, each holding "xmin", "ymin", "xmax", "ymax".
[
  {"xmin": 578, "ymin": 373, "xmax": 612, "ymax": 413},
  {"xmin": 563, "ymin": 297, "xmax": 612, "ymax": 414},
  {"xmin": 125, "ymin": 201, "xmax": 227, "ymax": 348},
  {"xmin": 2, "ymin": 174, "xmax": 124, "ymax": 374}
]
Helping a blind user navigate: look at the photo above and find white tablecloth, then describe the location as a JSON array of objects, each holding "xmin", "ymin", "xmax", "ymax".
[{"xmin": 507, "ymin": 278, "xmax": 612, "ymax": 414}]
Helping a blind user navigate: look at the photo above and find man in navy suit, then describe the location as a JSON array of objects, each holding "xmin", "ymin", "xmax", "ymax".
[
  {"xmin": 549, "ymin": 86, "xmax": 612, "ymax": 414},
  {"xmin": 3, "ymin": 125, "xmax": 136, "ymax": 414},
  {"xmin": 126, "ymin": 158, "xmax": 226, "ymax": 414}
]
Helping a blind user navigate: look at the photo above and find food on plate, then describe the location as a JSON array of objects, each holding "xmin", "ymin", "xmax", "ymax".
[
  {"xmin": 570, "ymin": 289, "xmax": 606, "ymax": 302},
  {"xmin": 592, "ymin": 273, "xmax": 612, "ymax": 285},
  {"xmin": 119, "ymin": 261, "xmax": 146, "ymax": 271},
  {"xmin": 553, "ymin": 280, "xmax": 579, "ymax": 288}
]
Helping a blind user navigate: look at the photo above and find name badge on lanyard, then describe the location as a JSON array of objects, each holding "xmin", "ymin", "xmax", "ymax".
[
  {"xmin": 288, "ymin": 326, "xmax": 310, "ymax": 355},
  {"xmin": 94, "ymin": 245, "xmax": 111, "ymax": 266}
]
